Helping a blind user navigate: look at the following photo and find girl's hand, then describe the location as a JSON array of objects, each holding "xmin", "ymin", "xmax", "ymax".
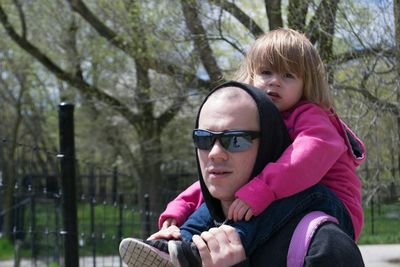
[
  {"xmin": 228, "ymin": 198, "xmax": 253, "ymax": 221},
  {"xmin": 193, "ymin": 225, "xmax": 246, "ymax": 267},
  {"xmin": 147, "ymin": 225, "xmax": 181, "ymax": 240},
  {"xmin": 161, "ymin": 218, "xmax": 178, "ymax": 229}
]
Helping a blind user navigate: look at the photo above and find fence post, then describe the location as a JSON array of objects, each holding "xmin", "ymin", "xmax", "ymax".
[
  {"xmin": 371, "ymin": 195, "xmax": 375, "ymax": 235},
  {"xmin": 118, "ymin": 194, "xmax": 123, "ymax": 267},
  {"xmin": 58, "ymin": 102, "xmax": 79, "ymax": 267},
  {"xmin": 89, "ymin": 165, "xmax": 96, "ymax": 267},
  {"xmin": 30, "ymin": 190, "xmax": 37, "ymax": 261},
  {"xmin": 112, "ymin": 166, "xmax": 118, "ymax": 204},
  {"xmin": 144, "ymin": 194, "xmax": 151, "ymax": 238}
]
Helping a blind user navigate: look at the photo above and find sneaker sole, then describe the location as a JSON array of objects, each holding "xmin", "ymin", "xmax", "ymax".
[
  {"xmin": 119, "ymin": 238, "xmax": 173, "ymax": 267},
  {"xmin": 168, "ymin": 241, "xmax": 185, "ymax": 267}
]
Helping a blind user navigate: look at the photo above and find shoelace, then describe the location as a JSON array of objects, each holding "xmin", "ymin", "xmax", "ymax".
[{"xmin": 213, "ymin": 218, "xmax": 230, "ymax": 227}]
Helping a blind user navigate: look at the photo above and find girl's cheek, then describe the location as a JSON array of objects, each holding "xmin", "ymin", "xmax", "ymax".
[{"xmin": 253, "ymin": 76, "xmax": 267, "ymax": 87}]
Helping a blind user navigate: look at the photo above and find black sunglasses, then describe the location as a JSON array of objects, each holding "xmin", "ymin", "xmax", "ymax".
[{"xmin": 193, "ymin": 129, "xmax": 260, "ymax": 152}]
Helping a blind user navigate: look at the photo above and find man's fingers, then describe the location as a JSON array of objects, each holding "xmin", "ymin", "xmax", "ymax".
[
  {"xmin": 193, "ymin": 226, "xmax": 246, "ymax": 267},
  {"xmin": 200, "ymin": 230, "xmax": 220, "ymax": 253},
  {"xmin": 193, "ymin": 235, "xmax": 212, "ymax": 265},
  {"xmin": 208, "ymin": 227, "xmax": 230, "ymax": 247},
  {"xmin": 219, "ymin": 225, "xmax": 242, "ymax": 245}
]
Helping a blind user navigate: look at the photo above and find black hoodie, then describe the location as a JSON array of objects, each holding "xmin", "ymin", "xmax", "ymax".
[{"xmin": 194, "ymin": 81, "xmax": 292, "ymax": 223}]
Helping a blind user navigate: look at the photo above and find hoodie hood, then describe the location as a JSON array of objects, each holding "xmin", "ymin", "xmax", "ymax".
[{"xmin": 194, "ymin": 81, "xmax": 292, "ymax": 222}]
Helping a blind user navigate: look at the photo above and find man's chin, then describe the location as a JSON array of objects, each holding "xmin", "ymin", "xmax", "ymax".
[{"xmin": 208, "ymin": 188, "xmax": 233, "ymax": 201}]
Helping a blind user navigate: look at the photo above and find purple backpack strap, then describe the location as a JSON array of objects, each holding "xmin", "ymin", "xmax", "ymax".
[{"xmin": 287, "ymin": 211, "xmax": 338, "ymax": 267}]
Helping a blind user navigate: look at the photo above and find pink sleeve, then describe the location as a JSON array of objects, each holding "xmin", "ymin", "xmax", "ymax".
[
  {"xmin": 158, "ymin": 181, "xmax": 203, "ymax": 229},
  {"xmin": 235, "ymin": 105, "xmax": 347, "ymax": 215}
]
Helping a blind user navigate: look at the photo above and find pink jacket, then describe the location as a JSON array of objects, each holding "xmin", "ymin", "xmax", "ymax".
[{"xmin": 159, "ymin": 101, "xmax": 366, "ymax": 239}]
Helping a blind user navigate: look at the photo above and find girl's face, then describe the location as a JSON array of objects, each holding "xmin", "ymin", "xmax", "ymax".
[{"xmin": 253, "ymin": 68, "xmax": 304, "ymax": 112}]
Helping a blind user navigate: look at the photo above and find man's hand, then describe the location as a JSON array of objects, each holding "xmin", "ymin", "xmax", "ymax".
[
  {"xmin": 147, "ymin": 225, "xmax": 181, "ymax": 240},
  {"xmin": 192, "ymin": 225, "xmax": 246, "ymax": 267},
  {"xmin": 228, "ymin": 198, "xmax": 253, "ymax": 221}
]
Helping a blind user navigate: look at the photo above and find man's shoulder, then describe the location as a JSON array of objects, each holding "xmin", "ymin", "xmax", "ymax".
[{"xmin": 304, "ymin": 223, "xmax": 365, "ymax": 266}]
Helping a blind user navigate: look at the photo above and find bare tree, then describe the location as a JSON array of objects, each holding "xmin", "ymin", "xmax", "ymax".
[{"xmin": 0, "ymin": 0, "xmax": 398, "ymax": 236}]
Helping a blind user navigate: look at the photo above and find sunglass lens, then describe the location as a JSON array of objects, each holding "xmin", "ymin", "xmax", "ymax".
[
  {"xmin": 193, "ymin": 130, "xmax": 214, "ymax": 150},
  {"xmin": 221, "ymin": 135, "xmax": 253, "ymax": 152},
  {"xmin": 193, "ymin": 130, "xmax": 257, "ymax": 152}
]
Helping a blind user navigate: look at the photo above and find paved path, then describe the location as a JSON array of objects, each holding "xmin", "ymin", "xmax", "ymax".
[
  {"xmin": 1, "ymin": 244, "xmax": 399, "ymax": 266},
  {"xmin": 359, "ymin": 244, "xmax": 400, "ymax": 267}
]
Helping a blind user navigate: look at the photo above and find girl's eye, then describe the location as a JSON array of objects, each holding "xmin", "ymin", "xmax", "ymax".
[
  {"xmin": 284, "ymin": 73, "xmax": 296, "ymax": 79},
  {"xmin": 260, "ymin": 70, "xmax": 272, "ymax": 75}
]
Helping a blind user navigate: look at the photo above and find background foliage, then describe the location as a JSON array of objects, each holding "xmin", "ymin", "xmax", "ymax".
[{"xmin": 1, "ymin": 0, "xmax": 399, "ymax": 237}]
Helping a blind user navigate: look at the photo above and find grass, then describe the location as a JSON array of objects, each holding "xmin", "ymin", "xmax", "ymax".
[
  {"xmin": 76, "ymin": 202, "xmax": 143, "ymax": 255},
  {"xmin": 358, "ymin": 202, "xmax": 400, "ymax": 244},
  {"xmin": 0, "ymin": 238, "xmax": 14, "ymax": 260},
  {"xmin": 0, "ymin": 200, "xmax": 144, "ymax": 260},
  {"xmin": 1, "ymin": 201, "xmax": 399, "ymax": 262}
]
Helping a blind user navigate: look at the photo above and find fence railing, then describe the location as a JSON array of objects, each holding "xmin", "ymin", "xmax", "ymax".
[{"xmin": 0, "ymin": 103, "xmax": 161, "ymax": 267}]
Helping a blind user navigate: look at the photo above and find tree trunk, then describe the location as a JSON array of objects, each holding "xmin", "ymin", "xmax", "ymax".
[
  {"xmin": 137, "ymin": 131, "xmax": 163, "ymax": 235},
  {"xmin": 288, "ymin": 0, "xmax": 308, "ymax": 32},
  {"xmin": 394, "ymin": 0, "xmax": 400, "ymax": 200},
  {"xmin": 265, "ymin": 0, "xmax": 283, "ymax": 30}
]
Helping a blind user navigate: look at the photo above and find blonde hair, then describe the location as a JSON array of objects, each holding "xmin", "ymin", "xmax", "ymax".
[{"xmin": 234, "ymin": 28, "xmax": 333, "ymax": 110}]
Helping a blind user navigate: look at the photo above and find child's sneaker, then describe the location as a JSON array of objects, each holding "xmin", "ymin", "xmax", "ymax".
[
  {"xmin": 168, "ymin": 240, "xmax": 201, "ymax": 267},
  {"xmin": 145, "ymin": 239, "xmax": 169, "ymax": 253},
  {"xmin": 119, "ymin": 238, "xmax": 173, "ymax": 267}
]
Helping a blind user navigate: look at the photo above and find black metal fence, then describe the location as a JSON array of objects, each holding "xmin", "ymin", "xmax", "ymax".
[
  {"xmin": 0, "ymin": 103, "xmax": 161, "ymax": 267},
  {"xmin": 1, "ymin": 103, "xmax": 400, "ymax": 266}
]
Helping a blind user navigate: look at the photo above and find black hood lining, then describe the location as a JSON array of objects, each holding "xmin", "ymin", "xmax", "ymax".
[{"xmin": 194, "ymin": 81, "xmax": 292, "ymax": 222}]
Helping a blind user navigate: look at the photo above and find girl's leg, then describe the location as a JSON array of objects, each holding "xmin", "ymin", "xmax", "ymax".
[{"xmin": 179, "ymin": 203, "xmax": 214, "ymax": 241}]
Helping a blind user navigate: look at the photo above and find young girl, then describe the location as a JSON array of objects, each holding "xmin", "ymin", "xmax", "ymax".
[{"xmin": 159, "ymin": 28, "xmax": 365, "ymax": 241}]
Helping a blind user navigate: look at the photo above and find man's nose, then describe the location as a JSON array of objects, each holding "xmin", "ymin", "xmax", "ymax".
[{"xmin": 208, "ymin": 140, "xmax": 228, "ymax": 161}]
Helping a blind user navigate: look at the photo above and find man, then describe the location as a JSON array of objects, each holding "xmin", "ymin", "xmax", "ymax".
[{"xmin": 120, "ymin": 82, "xmax": 364, "ymax": 267}]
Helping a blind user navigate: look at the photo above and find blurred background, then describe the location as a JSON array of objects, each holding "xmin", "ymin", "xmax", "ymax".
[{"xmin": 0, "ymin": 0, "xmax": 399, "ymax": 266}]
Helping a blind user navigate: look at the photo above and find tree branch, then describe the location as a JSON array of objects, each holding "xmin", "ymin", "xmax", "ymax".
[
  {"xmin": 0, "ymin": 3, "xmax": 140, "ymax": 125},
  {"xmin": 12, "ymin": 0, "xmax": 26, "ymax": 38},
  {"xmin": 335, "ymin": 84, "xmax": 399, "ymax": 116},
  {"xmin": 66, "ymin": 0, "xmax": 208, "ymax": 87},
  {"xmin": 331, "ymin": 47, "xmax": 396, "ymax": 66},
  {"xmin": 157, "ymin": 94, "xmax": 188, "ymax": 131},
  {"xmin": 64, "ymin": 15, "xmax": 83, "ymax": 81},
  {"xmin": 210, "ymin": 0, "xmax": 264, "ymax": 37},
  {"xmin": 66, "ymin": 0, "xmax": 133, "ymax": 54},
  {"xmin": 181, "ymin": 0, "xmax": 223, "ymax": 83}
]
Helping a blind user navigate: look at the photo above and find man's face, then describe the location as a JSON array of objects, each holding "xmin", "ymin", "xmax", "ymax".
[{"xmin": 197, "ymin": 88, "xmax": 259, "ymax": 205}]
